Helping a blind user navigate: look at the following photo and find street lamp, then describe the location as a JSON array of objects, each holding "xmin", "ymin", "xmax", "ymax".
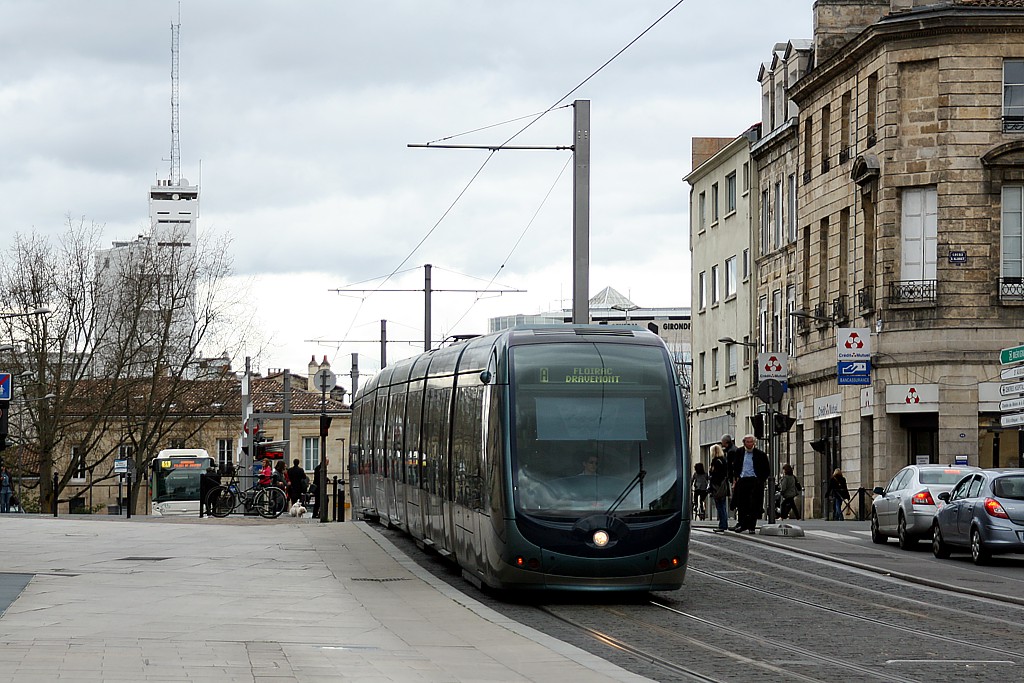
[
  {"xmin": 0, "ymin": 306, "xmax": 50, "ymax": 320},
  {"xmin": 611, "ymin": 303, "xmax": 640, "ymax": 324},
  {"xmin": 718, "ymin": 336, "xmax": 756, "ymax": 348},
  {"xmin": 789, "ymin": 308, "xmax": 835, "ymax": 324}
]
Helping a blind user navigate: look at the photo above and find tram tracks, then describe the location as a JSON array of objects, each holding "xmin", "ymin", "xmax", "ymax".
[{"xmin": 688, "ymin": 536, "xmax": 1024, "ymax": 662}]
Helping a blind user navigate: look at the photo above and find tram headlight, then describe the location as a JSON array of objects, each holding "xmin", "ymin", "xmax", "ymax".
[{"xmin": 592, "ymin": 530, "xmax": 610, "ymax": 548}]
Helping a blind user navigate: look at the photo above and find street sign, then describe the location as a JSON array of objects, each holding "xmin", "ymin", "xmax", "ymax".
[
  {"xmin": 1000, "ymin": 397, "xmax": 1024, "ymax": 413},
  {"xmin": 0, "ymin": 373, "xmax": 10, "ymax": 401},
  {"xmin": 314, "ymin": 369, "xmax": 337, "ymax": 392},
  {"xmin": 948, "ymin": 250, "xmax": 967, "ymax": 264},
  {"xmin": 1000, "ymin": 344, "xmax": 1024, "ymax": 365},
  {"xmin": 1001, "ymin": 365, "xmax": 1024, "ymax": 381},
  {"xmin": 955, "ymin": 455, "xmax": 969, "ymax": 466},
  {"xmin": 114, "ymin": 459, "xmax": 130, "ymax": 474},
  {"xmin": 757, "ymin": 352, "xmax": 788, "ymax": 382},
  {"xmin": 1002, "ymin": 412, "xmax": 1024, "ymax": 427},
  {"xmin": 837, "ymin": 360, "xmax": 871, "ymax": 386},
  {"xmin": 999, "ymin": 381, "xmax": 1024, "ymax": 397},
  {"xmin": 756, "ymin": 379, "xmax": 784, "ymax": 404},
  {"xmin": 837, "ymin": 328, "xmax": 871, "ymax": 360}
]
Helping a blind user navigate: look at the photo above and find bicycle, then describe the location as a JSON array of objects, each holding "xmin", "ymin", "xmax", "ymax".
[{"xmin": 206, "ymin": 476, "xmax": 287, "ymax": 519}]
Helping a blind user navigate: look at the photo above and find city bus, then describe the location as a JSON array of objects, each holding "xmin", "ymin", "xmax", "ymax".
[{"xmin": 150, "ymin": 449, "xmax": 216, "ymax": 516}]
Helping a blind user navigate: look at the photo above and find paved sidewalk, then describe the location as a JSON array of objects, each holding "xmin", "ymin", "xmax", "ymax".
[{"xmin": 0, "ymin": 516, "xmax": 649, "ymax": 682}]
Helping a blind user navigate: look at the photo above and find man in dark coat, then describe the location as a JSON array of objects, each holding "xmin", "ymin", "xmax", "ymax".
[
  {"xmin": 199, "ymin": 465, "xmax": 221, "ymax": 518},
  {"xmin": 727, "ymin": 434, "xmax": 770, "ymax": 533},
  {"xmin": 286, "ymin": 458, "xmax": 308, "ymax": 505}
]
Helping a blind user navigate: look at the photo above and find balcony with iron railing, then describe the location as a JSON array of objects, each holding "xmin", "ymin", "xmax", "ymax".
[
  {"xmin": 813, "ymin": 301, "xmax": 830, "ymax": 327},
  {"xmin": 832, "ymin": 295, "xmax": 849, "ymax": 324},
  {"xmin": 1000, "ymin": 277, "xmax": 1024, "ymax": 301},
  {"xmin": 1002, "ymin": 116, "xmax": 1024, "ymax": 133},
  {"xmin": 857, "ymin": 286, "xmax": 873, "ymax": 314},
  {"xmin": 889, "ymin": 279, "xmax": 936, "ymax": 305}
]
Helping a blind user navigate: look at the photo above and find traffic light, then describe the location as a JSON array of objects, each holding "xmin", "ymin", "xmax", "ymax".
[
  {"xmin": 319, "ymin": 414, "xmax": 332, "ymax": 437},
  {"xmin": 0, "ymin": 400, "xmax": 8, "ymax": 452},
  {"xmin": 750, "ymin": 413, "xmax": 765, "ymax": 439},
  {"xmin": 773, "ymin": 414, "xmax": 796, "ymax": 434}
]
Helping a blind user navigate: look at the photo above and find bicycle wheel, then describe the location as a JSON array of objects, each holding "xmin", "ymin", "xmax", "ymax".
[
  {"xmin": 255, "ymin": 487, "xmax": 287, "ymax": 519},
  {"xmin": 208, "ymin": 486, "xmax": 236, "ymax": 518}
]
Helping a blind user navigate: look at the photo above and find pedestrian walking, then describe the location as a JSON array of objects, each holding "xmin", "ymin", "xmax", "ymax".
[
  {"xmin": 778, "ymin": 463, "xmax": 802, "ymax": 520},
  {"xmin": 708, "ymin": 444, "xmax": 730, "ymax": 532},
  {"xmin": 199, "ymin": 465, "xmax": 221, "ymax": 518},
  {"xmin": 311, "ymin": 457, "xmax": 329, "ymax": 517},
  {"xmin": 0, "ymin": 466, "xmax": 13, "ymax": 513},
  {"xmin": 727, "ymin": 434, "xmax": 770, "ymax": 533},
  {"xmin": 827, "ymin": 468, "xmax": 850, "ymax": 521},
  {"xmin": 691, "ymin": 462, "xmax": 709, "ymax": 520}
]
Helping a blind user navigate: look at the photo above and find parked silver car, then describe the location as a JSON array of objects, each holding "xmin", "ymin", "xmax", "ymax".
[
  {"xmin": 931, "ymin": 469, "xmax": 1024, "ymax": 565},
  {"xmin": 870, "ymin": 464, "xmax": 980, "ymax": 549}
]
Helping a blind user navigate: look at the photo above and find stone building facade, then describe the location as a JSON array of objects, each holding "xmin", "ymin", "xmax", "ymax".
[
  {"xmin": 685, "ymin": 128, "xmax": 759, "ymax": 462},
  {"xmin": 789, "ymin": 0, "xmax": 1024, "ymax": 516}
]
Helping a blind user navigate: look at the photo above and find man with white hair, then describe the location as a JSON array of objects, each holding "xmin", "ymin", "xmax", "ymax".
[{"xmin": 727, "ymin": 434, "xmax": 770, "ymax": 533}]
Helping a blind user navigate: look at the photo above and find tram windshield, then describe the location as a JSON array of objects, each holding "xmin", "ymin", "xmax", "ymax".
[{"xmin": 510, "ymin": 342, "xmax": 683, "ymax": 519}]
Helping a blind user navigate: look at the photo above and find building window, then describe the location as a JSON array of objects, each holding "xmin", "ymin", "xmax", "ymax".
[
  {"xmin": 217, "ymin": 438, "xmax": 234, "ymax": 469},
  {"xmin": 786, "ymin": 285, "xmax": 796, "ymax": 356},
  {"xmin": 302, "ymin": 436, "xmax": 320, "ymax": 472},
  {"xmin": 726, "ymin": 172, "xmax": 737, "ymax": 214},
  {"xmin": 711, "ymin": 183, "xmax": 720, "ymax": 223},
  {"xmin": 698, "ymin": 191, "xmax": 706, "ymax": 232},
  {"xmin": 711, "ymin": 348, "xmax": 719, "ymax": 388},
  {"xmin": 901, "ymin": 187, "xmax": 938, "ymax": 282},
  {"xmin": 774, "ymin": 180, "xmax": 784, "ymax": 249},
  {"xmin": 71, "ymin": 445, "xmax": 86, "ymax": 482},
  {"xmin": 1002, "ymin": 186, "xmax": 1023, "ymax": 292},
  {"xmin": 866, "ymin": 72, "xmax": 878, "ymax": 144},
  {"xmin": 1005, "ymin": 60, "xmax": 1024, "ymax": 132},
  {"xmin": 699, "ymin": 271, "xmax": 707, "ymax": 310},
  {"xmin": 772, "ymin": 289, "xmax": 783, "ymax": 352},
  {"xmin": 742, "ymin": 162, "xmax": 750, "ymax": 193},
  {"xmin": 168, "ymin": 438, "xmax": 185, "ymax": 450},
  {"xmin": 726, "ymin": 344, "xmax": 738, "ymax": 383},
  {"xmin": 118, "ymin": 444, "xmax": 133, "ymax": 460},
  {"xmin": 758, "ymin": 295, "xmax": 768, "ymax": 352},
  {"xmin": 840, "ymin": 90, "xmax": 853, "ymax": 160},
  {"xmin": 742, "ymin": 248, "xmax": 750, "ymax": 281},
  {"xmin": 725, "ymin": 256, "xmax": 737, "ymax": 299},
  {"xmin": 761, "ymin": 189, "xmax": 771, "ymax": 253},
  {"xmin": 787, "ymin": 174, "xmax": 798, "ymax": 244},
  {"xmin": 711, "ymin": 264, "xmax": 720, "ymax": 304},
  {"xmin": 820, "ymin": 104, "xmax": 831, "ymax": 172},
  {"xmin": 699, "ymin": 352, "xmax": 706, "ymax": 391},
  {"xmin": 803, "ymin": 116, "xmax": 813, "ymax": 181}
]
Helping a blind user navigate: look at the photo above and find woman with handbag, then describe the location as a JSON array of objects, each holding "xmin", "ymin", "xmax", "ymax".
[
  {"xmin": 778, "ymin": 463, "xmax": 801, "ymax": 520},
  {"xmin": 708, "ymin": 444, "xmax": 730, "ymax": 532}
]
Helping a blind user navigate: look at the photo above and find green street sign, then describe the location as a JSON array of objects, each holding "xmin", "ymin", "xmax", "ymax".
[{"xmin": 1000, "ymin": 344, "xmax": 1024, "ymax": 365}]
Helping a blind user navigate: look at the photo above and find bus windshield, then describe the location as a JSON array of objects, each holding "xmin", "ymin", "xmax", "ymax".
[
  {"xmin": 510, "ymin": 341, "xmax": 683, "ymax": 519},
  {"xmin": 152, "ymin": 457, "xmax": 213, "ymax": 503}
]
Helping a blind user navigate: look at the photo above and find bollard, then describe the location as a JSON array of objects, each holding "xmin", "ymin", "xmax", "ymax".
[
  {"xmin": 857, "ymin": 487, "xmax": 866, "ymax": 521},
  {"xmin": 52, "ymin": 472, "xmax": 58, "ymax": 517},
  {"xmin": 339, "ymin": 477, "xmax": 345, "ymax": 522},
  {"xmin": 331, "ymin": 476, "xmax": 339, "ymax": 521}
]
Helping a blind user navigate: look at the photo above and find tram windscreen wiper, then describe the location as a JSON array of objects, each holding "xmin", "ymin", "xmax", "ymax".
[{"xmin": 605, "ymin": 469, "xmax": 646, "ymax": 516}]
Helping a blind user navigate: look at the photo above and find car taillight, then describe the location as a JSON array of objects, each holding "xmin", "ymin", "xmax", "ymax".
[
  {"xmin": 984, "ymin": 498, "xmax": 1010, "ymax": 519},
  {"xmin": 911, "ymin": 490, "xmax": 935, "ymax": 506}
]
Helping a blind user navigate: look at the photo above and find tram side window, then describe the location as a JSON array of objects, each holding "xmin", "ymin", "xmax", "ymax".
[
  {"xmin": 373, "ymin": 392, "xmax": 389, "ymax": 476},
  {"xmin": 452, "ymin": 384, "xmax": 484, "ymax": 508},
  {"xmin": 422, "ymin": 382, "xmax": 453, "ymax": 497},
  {"xmin": 360, "ymin": 397, "xmax": 374, "ymax": 475},
  {"xmin": 405, "ymin": 386, "xmax": 424, "ymax": 487},
  {"xmin": 388, "ymin": 390, "xmax": 407, "ymax": 483}
]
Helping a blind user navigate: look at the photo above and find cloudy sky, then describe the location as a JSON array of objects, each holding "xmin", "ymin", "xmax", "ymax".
[{"xmin": 0, "ymin": 0, "xmax": 811, "ymax": 383}]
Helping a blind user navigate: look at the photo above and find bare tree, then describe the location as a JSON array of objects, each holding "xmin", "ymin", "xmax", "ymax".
[{"xmin": 0, "ymin": 218, "xmax": 246, "ymax": 513}]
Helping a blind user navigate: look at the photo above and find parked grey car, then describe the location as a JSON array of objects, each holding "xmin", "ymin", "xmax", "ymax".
[
  {"xmin": 870, "ymin": 464, "xmax": 980, "ymax": 549},
  {"xmin": 931, "ymin": 469, "xmax": 1024, "ymax": 565}
]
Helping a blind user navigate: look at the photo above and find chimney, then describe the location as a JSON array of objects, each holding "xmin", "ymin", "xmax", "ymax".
[
  {"xmin": 813, "ymin": 0, "xmax": 889, "ymax": 64},
  {"xmin": 307, "ymin": 355, "xmax": 318, "ymax": 392},
  {"xmin": 691, "ymin": 137, "xmax": 734, "ymax": 172}
]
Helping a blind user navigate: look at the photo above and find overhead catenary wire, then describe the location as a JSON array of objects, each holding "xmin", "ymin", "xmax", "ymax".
[{"xmin": 329, "ymin": 0, "xmax": 688, "ymax": 357}]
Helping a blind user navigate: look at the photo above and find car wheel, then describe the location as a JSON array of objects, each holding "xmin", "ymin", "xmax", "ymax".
[
  {"xmin": 931, "ymin": 524, "xmax": 950, "ymax": 559},
  {"xmin": 970, "ymin": 527, "xmax": 990, "ymax": 566},
  {"xmin": 897, "ymin": 513, "xmax": 918, "ymax": 550},
  {"xmin": 870, "ymin": 511, "xmax": 886, "ymax": 544}
]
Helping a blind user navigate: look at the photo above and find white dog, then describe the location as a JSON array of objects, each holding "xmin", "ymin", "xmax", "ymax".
[{"xmin": 289, "ymin": 503, "xmax": 307, "ymax": 518}]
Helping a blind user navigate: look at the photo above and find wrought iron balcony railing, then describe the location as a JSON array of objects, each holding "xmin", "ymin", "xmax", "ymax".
[
  {"xmin": 832, "ymin": 295, "xmax": 849, "ymax": 324},
  {"xmin": 1000, "ymin": 276, "xmax": 1024, "ymax": 301},
  {"xmin": 889, "ymin": 279, "xmax": 936, "ymax": 304},
  {"xmin": 857, "ymin": 286, "xmax": 873, "ymax": 313}
]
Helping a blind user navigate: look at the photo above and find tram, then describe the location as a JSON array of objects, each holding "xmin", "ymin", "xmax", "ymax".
[{"xmin": 349, "ymin": 325, "xmax": 690, "ymax": 591}]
